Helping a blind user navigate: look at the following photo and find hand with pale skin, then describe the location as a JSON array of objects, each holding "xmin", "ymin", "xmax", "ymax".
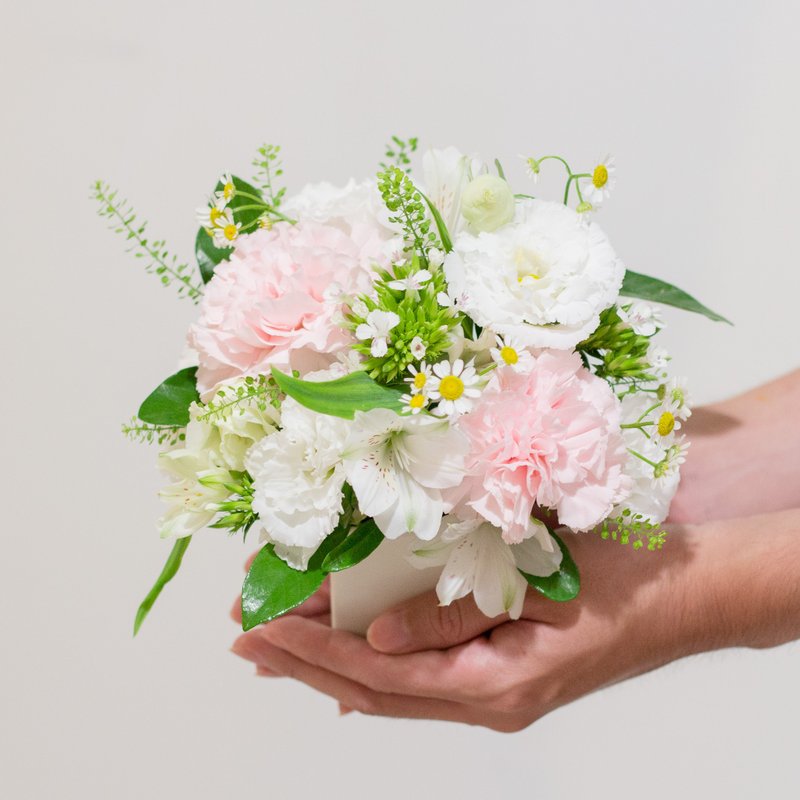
[{"xmin": 231, "ymin": 371, "xmax": 800, "ymax": 730}]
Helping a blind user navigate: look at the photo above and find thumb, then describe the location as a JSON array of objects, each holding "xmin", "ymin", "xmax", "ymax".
[{"xmin": 366, "ymin": 590, "xmax": 501, "ymax": 654}]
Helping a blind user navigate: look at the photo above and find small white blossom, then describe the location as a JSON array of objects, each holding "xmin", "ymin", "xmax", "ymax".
[
  {"xmin": 520, "ymin": 155, "xmax": 541, "ymax": 183},
  {"xmin": 215, "ymin": 172, "xmax": 236, "ymax": 206},
  {"xmin": 400, "ymin": 392, "xmax": 428, "ymax": 414},
  {"xmin": 427, "ymin": 247, "xmax": 445, "ymax": 267},
  {"xmin": 387, "ymin": 269, "xmax": 432, "ymax": 292},
  {"xmin": 196, "ymin": 196, "xmax": 226, "ymax": 229},
  {"xmin": 660, "ymin": 377, "xmax": 692, "ymax": 420},
  {"xmin": 211, "ymin": 208, "xmax": 241, "ymax": 248},
  {"xmin": 619, "ymin": 302, "xmax": 663, "ymax": 336},
  {"xmin": 648, "ymin": 345, "xmax": 670, "ymax": 373},
  {"xmin": 489, "ymin": 334, "xmax": 535, "ymax": 373},
  {"xmin": 405, "ymin": 361, "xmax": 433, "ymax": 395},
  {"xmin": 428, "ymin": 358, "xmax": 482, "ymax": 417},
  {"xmin": 355, "ymin": 309, "xmax": 400, "ymax": 358},
  {"xmin": 409, "ymin": 336, "xmax": 427, "ymax": 359},
  {"xmin": 350, "ymin": 298, "xmax": 369, "ymax": 318},
  {"xmin": 582, "ymin": 155, "xmax": 616, "ymax": 206}
]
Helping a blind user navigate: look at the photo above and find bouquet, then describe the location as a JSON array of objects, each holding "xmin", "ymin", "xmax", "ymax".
[{"xmin": 93, "ymin": 138, "xmax": 728, "ymax": 635}]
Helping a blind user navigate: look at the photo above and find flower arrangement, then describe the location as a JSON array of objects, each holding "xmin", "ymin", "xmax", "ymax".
[{"xmin": 95, "ymin": 137, "xmax": 727, "ymax": 633}]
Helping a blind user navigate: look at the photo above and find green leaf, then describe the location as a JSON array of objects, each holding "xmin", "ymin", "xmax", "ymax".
[
  {"xmin": 520, "ymin": 531, "xmax": 580, "ymax": 602},
  {"xmin": 195, "ymin": 227, "xmax": 231, "ymax": 284},
  {"xmin": 420, "ymin": 191, "xmax": 453, "ymax": 253},
  {"xmin": 241, "ymin": 527, "xmax": 347, "ymax": 631},
  {"xmin": 137, "ymin": 367, "xmax": 200, "ymax": 426},
  {"xmin": 272, "ymin": 368, "xmax": 404, "ymax": 419},
  {"xmin": 494, "ymin": 158, "xmax": 506, "ymax": 180},
  {"xmin": 134, "ymin": 536, "xmax": 192, "ymax": 636},
  {"xmin": 620, "ymin": 270, "xmax": 731, "ymax": 324},
  {"xmin": 322, "ymin": 518, "xmax": 384, "ymax": 572}
]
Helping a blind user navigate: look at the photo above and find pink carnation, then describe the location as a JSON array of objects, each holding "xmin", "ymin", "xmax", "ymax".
[
  {"xmin": 452, "ymin": 350, "xmax": 631, "ymax": 542},
  {"xmin": 189, "ymin": 222, "xmax": 383, "ymax": 396}
]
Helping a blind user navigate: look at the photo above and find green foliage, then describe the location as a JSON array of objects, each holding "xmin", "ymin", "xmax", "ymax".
[
  {"xmin": 121, "ymin": 417, "xmax": 185, "ymax": 446},
  {"xmin": 210, "ymin": 471, "xmax": 258, "ymax": 538},
  {"xmin": 252, "ymin": 143, "xmax": 287, "ymax": 208},
  {"xmin": 577, "ymin": 306, "xmax": 655, "ymax": 383},
  {"xmin": 272, "ymin": 368, "xmax": 404, "ymax": 419},
  {"xmin": 347, "ymin": 258, "xmax": 460, "ymax": 383},
  {"xmin": 322, "ymin": 518, "xmax": 384, "ymax": 572},
  {"xmin": 197, "ymin": 374, "xmax": 280, "ymax": 422},
  {"xmin": 380, "ymin": 135, "xmax": 418, "ymax": 172},
  {"xmin": 92, "ymin": 181, "xmax": 203, "ymax": 302},
  {"xmin": 137, "ymin": 367, "xmax": 200, "ymax": 427},
  {"xmin": 519, "ymin": 530, "xmax": 581, "ymax": 602},
  {"xmin": 134, "ymin": 536, "xmax": 192, "ymax": 635},
  {"xmin": 596, "ymin": 509, "xmax": 668, "ymax": 551},
  {"xmin": 420, "ymin": 191, "xmax": 453, "ymax": 253},
  {"xmin": 195, "ymin": 227, "xmax": 231, "ymax": 284},
  {"xmin": 621, "ymin": 270, "xmax": 730, "ymax": 324},
  {"xmin": 377, "ymin": 166, "xmax": 438, "ymax": 262}
]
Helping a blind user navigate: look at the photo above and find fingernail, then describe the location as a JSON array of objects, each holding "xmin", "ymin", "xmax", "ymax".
[
  {"xmin": 366, "ymin": 612, "xmax": 409, "ymax": 652},
  {"xmin": 230, "ymin": 634, "xmax": 261, "ymax": 663}
]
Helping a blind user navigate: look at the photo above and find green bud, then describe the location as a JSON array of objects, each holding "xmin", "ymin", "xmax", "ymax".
[{"xmin": 461, "ymin": 174, "xmax": 515, "ymax": 232}]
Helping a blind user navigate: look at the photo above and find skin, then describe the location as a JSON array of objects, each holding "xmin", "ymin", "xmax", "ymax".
[{"xmin": 230, "ymin": 371, "xmax": 800, "ymax": 731}]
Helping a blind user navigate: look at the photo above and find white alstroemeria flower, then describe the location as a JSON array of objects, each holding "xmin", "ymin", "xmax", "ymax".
[
  {"xmin": 428, "ymin": 359, "xmax": 482, "ymax": 417},
  {"xmin": 659, "ymin": 377, "xmax": 692, "ymax": 420},
  {"xmin": 408, "ymin": 516, "xmax": 562, "ymax": 619},
  {"xmin": 444, "ymin": 199, "xmax": 624, "ymax": 350},
  {"xmin": 400, "ymin": 392, "xmax": 428, "ymax": 415},
  {"xmin": 157, "ymin": 411, "xmax": 232, "ymax": 539},
  {"xmin": 422, "ymin": 147, "xmax": 487, "ymax": 235},
  {"xmin": 355, "ymin": 309, "xmax": 400, "ymax": 358},
  {"xmin": 619, "ymin": 302, "xmax": 663, "ymax": 336},
  {"xmin": 405, "ymin": 361, "xmax": 433, "ymax": 395},
  {"xmin": 215, "ymin": 172, "xmax": 236, "ymax": 206},
  {"xmin": 409, "ymin": 336, "xmax": 427, "ymax": 360},
  {"xmin": 246, "ymin": 397, "xmax": 351, "ymax": 550},
  {"xmin": 387, "ymin": 269, "xmax": 432, "ymax": 292},
  {"xmin": 489, "ymin": 334, "xmax": 535, "ymax": 373},
  {"xmin": 427, "ymin": 247, "xmax": 445, "ymax": 267},
  {"xmin": 211, "ymin": 208, "xmax": 241, "ymax": 248},
  {"xmin": 582, "ymin": 155, "xmax": 616, "ymax": 206},
  {"xmin": 342, "ymin": 408, "xmax": 469, "ymax": 540}
]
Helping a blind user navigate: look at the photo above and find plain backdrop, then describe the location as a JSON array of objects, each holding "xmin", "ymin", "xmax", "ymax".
[{"xmin": 2, "ymin": 1, "xmax": 799, "ymax": 798}]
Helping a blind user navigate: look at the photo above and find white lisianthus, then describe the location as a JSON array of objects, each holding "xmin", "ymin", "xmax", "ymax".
[
  {"xmin": 444, "ymin": 199, "xmax": 625, "ymax": 349},
  {"xmin": 422, "ymin": 147, "xmax": 487, "ymax": 236},
  {"xmin": 342, "ymin": 409, "xmax": 469, "ymax": 540},
  {"xmin": 619, "ymin": 302, "xmax": 663, "ymax": 336},
  {"xmin": 157, "ymin": 410, "xmax": 232, "ymax": 539},
  {"xmin": 460, "ymin": 174, "xmax": 516, "ymax": 232},
  {"xmin": 408, "ymin": 516, "xmax": 562, "ymax": 619},
  {"xmin": 246, "ymin": 397, "xmax": 351, "ymax": 550}
]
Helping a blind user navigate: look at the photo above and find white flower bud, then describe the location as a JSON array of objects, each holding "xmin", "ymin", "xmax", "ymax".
[{"xmin": 461, "ymin": 174, "xmax": 515, "ymax": 232}]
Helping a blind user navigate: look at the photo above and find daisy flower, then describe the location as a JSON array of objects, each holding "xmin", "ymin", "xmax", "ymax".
[
  {"xmin": 659, "ymin": 377, "xmax": 692, "ymax": 420},
  {"xmin": 520, "ymin": 155, "xmax": 541, "ymax": 183},
  {"xmin": 400, "ymin": 392, "xmax": 428, "ymax": 415},
  {"xmin": 215, "ymin": 172, "xmax": 236, "ymax": 206},
  {"xmin": 405, "ymin": 361, "xmax": 433, "ymax": 395},
  {"xmin": 196, "ymin": 197, "xmax": 226, "ymax": 229},
  {"xmin": 489, "ymin": 334, "xmax": 535, "ymax": 373},
  {"xmin": 211, "ymin": 208, "xmax": 241, "ymax": 248},
  {"xmin": 355, "ymin": 309, "xmax": 400, "ymax": 358},
  {"xmin": 582, "ymin": 154, "xmax": 616, "ymax": 206},
  {"xmin": 654, "ymin": 438, "xmax": 690, "ymax": 480},
  {"xmin": 429, "ymin": 358, "xmax": 481, "ymax": 417}
]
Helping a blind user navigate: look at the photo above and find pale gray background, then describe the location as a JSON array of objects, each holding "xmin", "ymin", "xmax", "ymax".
[{"xmin": 2, "ymin": 1, "xmax": 798, "ymax": 798}]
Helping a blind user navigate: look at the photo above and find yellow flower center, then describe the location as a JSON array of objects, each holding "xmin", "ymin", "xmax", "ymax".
[
  {"xmin": 209, "ymin": 207, "xmax": 223, "ymax": 225},
  {"xmin": 223, "ymin": 223, "xmax": 238, "ymax": 241},
  {"xmin": 409, "ymin": 394, "xmax": 426, "ymax": 409},
  {"xmin": 592, "ymin": 164, "xmax": 609, "ymax": 188},
  {"xmin": 657, "ymin": 412, "xmax": 675, "ymax": 437},
  {"xmin": 500, "ymin": 346, "xmax": 518, "ymax": 365},
  {"xmin": 223, "ymin": 182, "xmax": 235, "ymax": 200},
  {"xmin": 439, "ymin": 375, "xmax": 464, "ymax": 401},
  {"xmin": 413, "ymin": 372, "xmax": 427, "ymax": 389}
]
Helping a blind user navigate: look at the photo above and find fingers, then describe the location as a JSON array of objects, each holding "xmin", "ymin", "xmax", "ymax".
[
  {"xmin": 231, "ymin": 631, "xmax": 485, "ymax": 725},
  {"xmin": 367, "ymin": 590, "xmax": 501, "ymax": 654},
  {"xmin": 249, "ymin": 616, "xmax": 497, "ymax": 704}
]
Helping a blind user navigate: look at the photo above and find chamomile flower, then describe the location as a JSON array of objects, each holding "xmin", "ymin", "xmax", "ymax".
[
  {"xmin": 619, "ymin": 302, "xmax": 663, "ymax": 336},
  {"xmin": 405, "ymin": 361, "xmax": 433, "ymax": 395},
  {"xmin": 654, "ymin": 438, "xmax": 690, "ymax": 480},
  {"xmin": 400, "ymin": 392, "xmax": 428, "ymax": 415},
  {"xmin": 521, "ymin": 155, "xmax": 541, "ymax": 183},
  {"xmin": 196, "ymin": 198, "xmax": 226, "ymax": 230},
  {"xmin": 653, "ymin": 409, "xmax": 682, "ymax": 446},
  {"xmin": 388, "ymin": 269, "xmax": 432, "ymax": 292},
  {"xmin": 489, "ymin": 335, "xmax": 535, "ymax": 373},
  {"xmin": 211, "ymin": 208, "xmax": 241, "ymax": 248},
  {"xmin": 355, "ymin": 309, "xmax": 400, "ymax": 358},
  {"xmin": 582, "ymin": 154, "xmax": 616, "ymax": 206},
  {"xmin": 429, "ymin": 358, "xmax": 482, "ymax": 417},
  {"xmin": 658, "ymin": 377, "xmax": 692, "ymax": 420},
  {"xmin": 409, "ymin": 336, "xmax": 427, "ymax": 360},
  {"xmin": 215, "ymin": 172, "xmax": 236, "ymax": 206}
]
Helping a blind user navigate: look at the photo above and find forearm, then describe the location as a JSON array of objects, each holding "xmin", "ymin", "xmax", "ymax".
[{"xmin": 670, "ymin": 370, "xmax": 800, "ymax": 523}]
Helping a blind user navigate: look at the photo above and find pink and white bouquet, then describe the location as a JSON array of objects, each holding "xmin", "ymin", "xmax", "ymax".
[{"xmin": 94, "ymin": 138, "xmax": 727, "ymax": 634}]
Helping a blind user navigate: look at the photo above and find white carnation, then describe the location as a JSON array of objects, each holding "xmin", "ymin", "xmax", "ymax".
[
  {"xmin": 246, "ymin": 397, "xmax": 351, "ymax": 550},
  {"xmin": 444, "ymin": 199, "xmax": 625, "ymax": 349}
]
